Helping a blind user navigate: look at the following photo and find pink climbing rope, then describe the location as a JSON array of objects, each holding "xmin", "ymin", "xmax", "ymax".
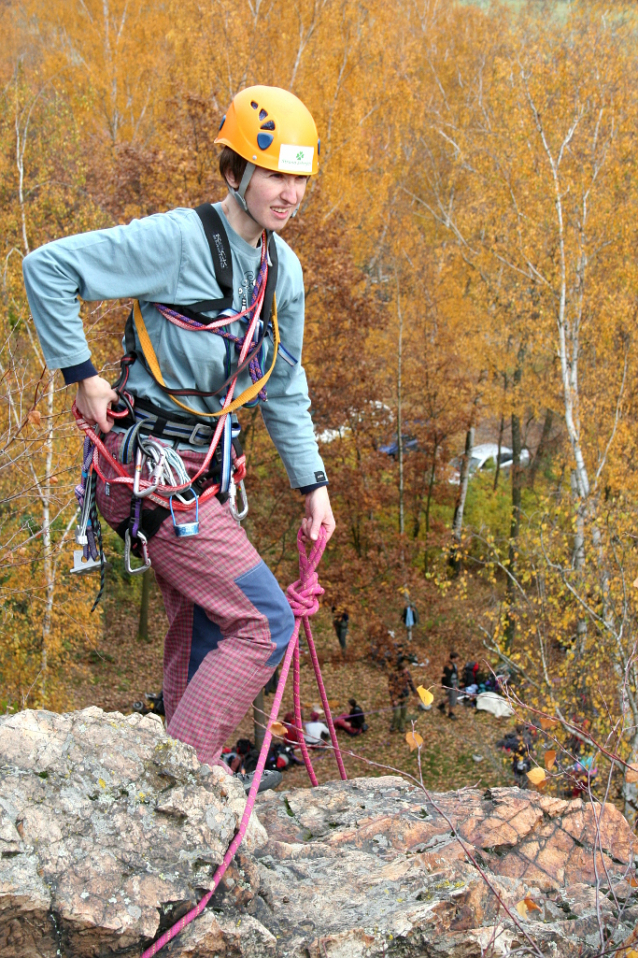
[{"xmin": 140, "ymin": 528, "xmax": 346, "ymax": 958}]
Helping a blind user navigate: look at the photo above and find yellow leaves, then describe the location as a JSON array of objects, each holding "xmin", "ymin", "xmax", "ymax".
[
  {"xmin": 515, "ymin": 897, "xmax": 541, "ymax": 919},
  {"xmin": 405, "ymin": 730, "xmax": 423, "ymax": 751},
  {"xmin": 98, "ymin": 778, "xmax": 106, "ymax": 788},
  {"xmin": 625, "ymin": 765, "xmax": 638, "ymax": 784},
  {"xmin": 526, "ymin": 767, "xmax": 546, "ymax": 786},
  {"xmin": 417, "ymin": 686, "xmax": 434, "ymax": 707},
  {"xmin": 539, "ymin": 716, "xmax": 557, "ymax": 731},
  {"xmin": 27, "ymin": 409, "xmax": 41, "ymax": 426},
  {"xmin": 269, "ymin": 722, "xmax": 287, "ymax": 737},
  {"xmin": 544, "ymin": 750, "xmax": 556, "ymax": 770}
]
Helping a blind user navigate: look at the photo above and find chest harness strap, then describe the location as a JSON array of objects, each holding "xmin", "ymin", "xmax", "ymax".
[{"xmin": 73, "ymin": 206, "xmax": 280, "ymax": 586}]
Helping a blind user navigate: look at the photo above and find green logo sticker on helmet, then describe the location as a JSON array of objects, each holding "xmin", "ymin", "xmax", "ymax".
[{"xmin": 278, "ymin": 144, "xmax": 314, "ymax": 174}]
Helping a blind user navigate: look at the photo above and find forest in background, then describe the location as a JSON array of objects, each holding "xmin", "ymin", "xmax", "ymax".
[{"xmin": 3, "ymin": 0, "xmax": 638, "ymax": 815}]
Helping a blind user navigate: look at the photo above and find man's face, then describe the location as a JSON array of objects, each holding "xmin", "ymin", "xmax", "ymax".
[{"xmin": 244, "ymin": 166, "xmax": 308, "ymax": 231}]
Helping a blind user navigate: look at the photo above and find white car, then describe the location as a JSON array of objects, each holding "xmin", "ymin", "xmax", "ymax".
[{"xmin": 449, "ymin": 443, "xmax": 530, "ymax": 483}]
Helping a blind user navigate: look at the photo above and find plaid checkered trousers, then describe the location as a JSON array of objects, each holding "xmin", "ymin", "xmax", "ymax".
[{"xmin": 95, "ymin": 432, "xmax": 294, "ymax": 768}]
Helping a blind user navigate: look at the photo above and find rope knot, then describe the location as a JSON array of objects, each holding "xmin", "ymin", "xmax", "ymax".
[
  {"xmin": 286, "ymin": 571, "xmax": 324, "ymax": 618},
  {"xmin": 286, "ymin": 529, "xmax": 328, "ymax": 619}
]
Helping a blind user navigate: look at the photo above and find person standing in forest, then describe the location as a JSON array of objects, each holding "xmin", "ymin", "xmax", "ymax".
[
  {"xmin": 388, "ymin": 655, "xmax": 418, "ymax": 733},
  {"xmin": 332, "ymin": 607, "xmax": 349, "ymax": 654},
  {"xmin": 22, "ymin": 86, "xmax": 334, "ymax": 793},
  {"xmin": 438, "ymin": 651, "xmax": 459, "ymax": 720}
]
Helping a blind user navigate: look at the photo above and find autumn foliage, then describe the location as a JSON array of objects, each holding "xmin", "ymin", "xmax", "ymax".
[{"xmin": 3, "ymin": 0, "xmax": 638, "ymax": 814}]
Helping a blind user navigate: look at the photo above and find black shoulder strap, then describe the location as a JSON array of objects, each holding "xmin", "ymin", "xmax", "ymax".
[
  {"xmin": 262, "ymin": 232, "xmax": 279, "ymax": 327},
  {"xmin": 189, "ymin": 204, "xmax": 234, "ymax": 312}
]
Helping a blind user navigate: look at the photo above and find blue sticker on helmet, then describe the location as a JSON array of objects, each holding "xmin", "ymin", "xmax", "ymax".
[
  {"xmin": 218, "ymin": 114, "xmax": 226, "ymax": 131},
  {"xmin": 257, "ymin": 132, "xmax": 274, "ymax": 150}
]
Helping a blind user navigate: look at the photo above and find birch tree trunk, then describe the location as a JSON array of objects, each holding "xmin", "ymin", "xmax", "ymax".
[
  {"xmin": 504, "ymin": 412, "xmax": 522, "ymax": 652},
  {"xmin": 396, "ymin": 273, "xmax": 405, "ymax": 536},
  {"xmin": 449, "ymin": 427, "xmax": 474, "ymax": 573}
]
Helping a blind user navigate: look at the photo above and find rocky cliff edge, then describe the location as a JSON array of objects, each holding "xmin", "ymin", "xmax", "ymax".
[{"xmin": 1, "ymin": 708, "xmax": 637, "ymax": 957}]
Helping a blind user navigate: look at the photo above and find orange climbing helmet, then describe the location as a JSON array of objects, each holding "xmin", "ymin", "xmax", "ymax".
[{"xmin": 216, "ymin": 85, "xmax": 319, "ymax": 177}]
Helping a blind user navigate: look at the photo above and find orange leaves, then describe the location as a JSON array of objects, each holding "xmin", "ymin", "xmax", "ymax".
[
  {"xmin": 515, "ymin": 897, "xmax": 541, "ymax": 919},
  {"xmin": 27, "ymin": 409, "xmax": 41, "ymax": 426},
  {"xmin": 269, "ymin": 722, "xmax": 287, "ymax": 738},
  {"xmin": 625, "ymin": 765, "xmax": 638, "ymax": 784},
  {"xmin": 539, "ymin": 717, "xmax": 557, "ymax": 731},
  {"xmin": 526, "ymin": 767, "xmax": 546, "ymax": 786},
  {"xmin": 544, "ymin": 750, "xmax": 556, "ymax": 771},
  {"xmin": 405, "ymin": 731, "xmax": 423, "ymax": 752}
]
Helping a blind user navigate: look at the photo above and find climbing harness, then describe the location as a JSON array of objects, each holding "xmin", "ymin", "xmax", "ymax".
[
  {"xmin": 139, "ymin": 529, "xmax": 346, "ymax": 958},
  {"xmin": 72, "ymin": 205, "xmax": 281, "ymax": 589}
]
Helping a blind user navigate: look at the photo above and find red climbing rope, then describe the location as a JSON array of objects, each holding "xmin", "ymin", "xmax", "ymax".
[{"xmin": 139, "ymin": 528, "xmax": 346, "ymax": 958}]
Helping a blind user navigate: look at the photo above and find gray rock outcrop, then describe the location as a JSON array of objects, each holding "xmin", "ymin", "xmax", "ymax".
[{"xmin": 1, "ymin": 708, "xmax": 637, "ymax": 957}]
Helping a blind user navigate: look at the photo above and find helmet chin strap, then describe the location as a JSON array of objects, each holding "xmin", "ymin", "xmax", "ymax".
[
  {"xmin": 228, "ymin": 162, "xmax": 260, "ymax": 224},
  {"xmin": 228, "ymin": 161, "xmax": 301, "ymax": 225}
]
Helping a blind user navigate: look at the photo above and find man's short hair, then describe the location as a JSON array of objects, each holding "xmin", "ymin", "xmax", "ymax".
[
  {"xmin": 219, "ymin": 146, "xmax": 248, "ymax": 187},
  {"xmin": 449, "ymin": 652, "xmax": 458, "ymax": 660}
]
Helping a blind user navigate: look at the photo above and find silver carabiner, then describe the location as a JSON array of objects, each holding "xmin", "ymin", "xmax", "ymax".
[
  {"xmin": 133, "ymin": 446, "xmax": 164, "ymax": 499},
  {"xmin": 228, "ymin": 478, "xmax": 249, "ymax": 522},
  {"xmin": 124, "ymin": 529, "xmax": 151, "ymax": 575}
]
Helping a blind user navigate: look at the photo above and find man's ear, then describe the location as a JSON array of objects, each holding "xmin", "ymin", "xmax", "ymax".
[{"xmin": 224, "ymin": 172, "xmax": 239, "ymax": 190}]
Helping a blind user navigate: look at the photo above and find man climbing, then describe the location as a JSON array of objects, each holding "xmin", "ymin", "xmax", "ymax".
[{"xmin": 22, "ymin": 85, "xmax": 334, "ymax": 793}]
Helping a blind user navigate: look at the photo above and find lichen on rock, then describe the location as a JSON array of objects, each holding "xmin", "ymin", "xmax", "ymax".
[{"xmin": 1, "ymin": 708, "xmax": 637, "ymax": 957}]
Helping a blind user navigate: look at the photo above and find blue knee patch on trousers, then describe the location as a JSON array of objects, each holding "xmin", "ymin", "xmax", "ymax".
[
  {"xmin": 235, "ymin": 560, "xmax": 295, "ymax": 667},
  {"xmin": 188, "ymin": 604, "xmax": 223, "ymax": 683}
]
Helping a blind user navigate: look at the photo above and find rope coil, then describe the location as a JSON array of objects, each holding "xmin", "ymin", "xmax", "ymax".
[{"xmin": 140, "ymin": 528, "xmax": 345, "ymax": 958}]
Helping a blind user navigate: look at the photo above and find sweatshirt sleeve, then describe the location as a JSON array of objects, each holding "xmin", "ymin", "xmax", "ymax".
[
  {"xmin": 259, "ymin": 247, "xmax": 328, "ymax": 490},
  {"xmin": 22, "ymin": 213, "xmax": 185, "ymax": 371}
]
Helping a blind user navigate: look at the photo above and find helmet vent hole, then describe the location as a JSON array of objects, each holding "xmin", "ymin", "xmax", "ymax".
[
  {"xmin": 259, "ymin": 109, "xmax": 268, "ymax": 121},
  {"xmin": 260, "ymin": 120, "xmax": 275, "ymax": 131},
  {"xmin": 257, "ymin": 132, "xmax": 274, "ymax": 150},
  {"xmin": 250, "ymin": 101, "xmax": 258, "ymax": 110}
]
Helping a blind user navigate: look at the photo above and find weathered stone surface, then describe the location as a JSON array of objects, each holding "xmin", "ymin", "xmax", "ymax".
[
  {"xmin": 1, "ymin": 709, "xmax": 637, "ymax": 957},
  {"xmin": 0, "ymin": 708, "xmax": 265, "ymax": 957}
]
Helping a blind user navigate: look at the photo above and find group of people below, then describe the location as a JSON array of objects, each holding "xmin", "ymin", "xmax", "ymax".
[
  {"xmin": 221, "ymin": 698, "xmax": 368, "ymax": 778},
  {"xmin": 387, "ymin": 651, "xmax": 462, "ymax": 732},
  {"xmin": 283, "ymin": 699, "xmax": 367, "ymax": 748},
  {"xmin": 498, "ymin": 724, "xmax": 599, "ymax": 794}
]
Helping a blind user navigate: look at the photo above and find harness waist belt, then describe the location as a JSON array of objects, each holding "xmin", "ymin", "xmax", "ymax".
[{"xmin": 118, "ymin": 402, "xmax": 216, "ymax": 447}]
